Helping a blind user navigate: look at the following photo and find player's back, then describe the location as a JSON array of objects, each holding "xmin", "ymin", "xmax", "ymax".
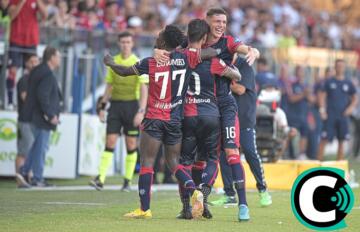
[
  {"xmin": 185, "ymin": 58, "xmax": 229, "ymax": 117},
  {"xmin": 133, "ymin": 49, "xmax": 201, "ymax": 122}
]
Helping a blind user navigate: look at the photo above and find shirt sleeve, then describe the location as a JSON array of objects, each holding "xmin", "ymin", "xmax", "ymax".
[
  {"xmin": 132, "ymin": 58, "xmax": 150, "ymax": 76},
  {"xmin": 184, "ymin": 48, "xmax": 201, "ymax": 69},
  {"xmin": 226, "ymin": 35, "xmax": 243, "ymax": 54},
  {"xmin": 139, "ymin": 74, "xmax": 149, "ymax": 84},
  {"xmin": 348, "ymin": 81, "xmax": 356, "ymax": 96},
  {"xmin": 210, "ymin": 58, "xmax": 227, "ymax": 76},
  {"xmin": 105, "ymin": 66, "xmax": 114, "ymax": 84}
]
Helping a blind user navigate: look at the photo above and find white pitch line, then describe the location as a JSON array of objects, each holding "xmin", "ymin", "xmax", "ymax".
[{"xmin": 44, "ymin": 202, "xmax": 105, "ymax": 206}]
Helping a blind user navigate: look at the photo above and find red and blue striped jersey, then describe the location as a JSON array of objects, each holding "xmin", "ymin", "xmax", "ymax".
[
  {"xmin": 204, "ymin": 35, "xmax": 242, "ymax": 99},
  {"xmin": 184, "ymin": 58, "xmax": 228, "ymax": 117},
  {"xmin": 132, "ymin": 48, "xmax": 201, "ymax": 122}
]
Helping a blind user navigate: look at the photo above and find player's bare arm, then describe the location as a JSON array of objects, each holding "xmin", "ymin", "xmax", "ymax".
[
  {"xmin": 236, "ymin": 45, "xmax": 260, "ymax": 66},
  {"xmin": 231, "ymin": 82, "xmax": 246, "ymax": 96},
  {"xmin": 200, "ymin": 47, "xmax": 219, "ymax": 60},
  {"xmin": 222, "ymin": 65, "xmax": 241, "ymax": 81},
  {"xmin": 103, "ymin": 54, "xmax": 136, "ymax": 76},
  {"xmin": 344, "ymin": 94, "xmax": 358, "ymax": 116}
]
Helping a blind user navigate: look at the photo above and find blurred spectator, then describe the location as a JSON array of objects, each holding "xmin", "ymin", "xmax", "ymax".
[
  {"xmin": 102, "ymin": 0, "xmax": 126, "ymax": 33},
  {"xmin": 158, "ymin": 0, "xmax": 180, "ymax": 25},
  {"xmin": 255, "ymin": 57, "xmax": 278, "ymax": 91},
  {"xmin": 277, "ymin": 25, "xmax": 296, "ymax": 48},
  {"xmin": 53, "ymin": 0, "xmax": 76, "ymax": 29},
  {"xmin": 318, "ymin": 59, "xmax": 358, "ymax": 161},
  {"xmin": 236, "ymin": 24, "xmax": 253, "ymax": 44},
  {"xmin": 7, "ymin": 0, "xmax": 47, "ymax": 109},
  {"xmin": 0, "ymin": 0, "xmax": 10, "ymax": 40},
  {"xmin": 17, "ymin": 46, "xmax": 62, "ymax": 187},
  {"xmin": 351, "ymin": 77, "xmax": 360, "ymax": 160},
  {"xmin": 286, "ymin": 66, "xmax": 310, "ymax": 160},
  {"xmin": 15, "ymin": 54, "xmax": 39, "ymax": 187},
  {"xmin": 306, "ymin": 68, "xmax": 330, "ymax": 159},
  {"xmin": 45, "ymin": 0, "xmax": 58, "ymax": 23},
  {"xmin": 142, "ymin": 13, "xmax": 162, "ymax": 36},
  {"xmin": 127, "ymin": 16, "xmax": 143, "ymax": 35}
]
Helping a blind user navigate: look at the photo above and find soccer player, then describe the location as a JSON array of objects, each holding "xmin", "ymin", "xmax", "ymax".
[
  {"xmin": 154, "ymin": 7, "xmax": 260, "ymax": 221},
  {"xmin": 177, "ymin": 20, "xmax": 242, "ymax": 220},
  {"xmin": 318, "ymin": 59, "xmax": 358, "ymax": 161},
  {"xmin": 89, "ymin": 32, "xmax": 148, "ymax": 191},
  {"xmin": 103, "ymin": 24, "xmax": 218, "ymax": 219},
  {"xmin": 211, "ymin": 57, "xmax": 272, "ymax": 208}
]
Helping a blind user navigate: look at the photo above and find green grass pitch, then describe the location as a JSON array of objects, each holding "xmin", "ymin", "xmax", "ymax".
[{"xmin": 1, "ymin": 160, "xmax": 359, "ymax": 232}]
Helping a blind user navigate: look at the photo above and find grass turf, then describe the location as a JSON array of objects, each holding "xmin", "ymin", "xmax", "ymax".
[{"xmin": 0, "ymin": 160, "xmax": 359, "ymax": 232}]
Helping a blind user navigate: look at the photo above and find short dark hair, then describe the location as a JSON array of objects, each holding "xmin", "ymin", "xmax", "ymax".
[
  {"xmin": 25, "ymin": 53, "xmax": 37, "ymax": 63},
  {"xmin": 162, "ymin": 25, "xmax": 185, "ymax": 49},
  {"xmin": 257, "ymin": 57, "xmax": 268, "ymax": 66},
  {"xmin": 43, "ymin": 46, "xmax": 58, "ymax": 62},
  {"xmin": 188, "ymin": 19, "xmax": 210, "ymax": 43},
  {"xmin": 118, "ymin": 31, "xmax": 133, "ymax": 40},
  {"xmin": 206, "ymin": 7, "xmax": 227, "ymax": 18}
]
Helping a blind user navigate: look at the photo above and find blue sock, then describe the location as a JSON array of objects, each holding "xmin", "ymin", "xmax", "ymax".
[
  {"xmin": 202, "ymin": 160, "xmax": 218, "ymax": 186},
  {"xmin": 138, "ymin": 167, "xmax": 154, "ymax": 211},
  {"xmin": 192, "ymin": 161, "xmax": 205, "ymax": 187},
  {"xmin": 174, "ymin": 165, "xmax": 195, "ymax": 196},
  {"xmin": 227, "ymin": 154, "xmax": 247, "ymax": 205}
]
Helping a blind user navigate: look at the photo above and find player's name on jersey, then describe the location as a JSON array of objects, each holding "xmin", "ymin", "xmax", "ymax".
[
  {"xmin": 156, "ymin": 59, "xmax": 185, "ymax": 67},
  {"xmin": 185, "ymin": 97, "xmax": 211, "ymax": 104},
  {"xmin": 154, "ymin": 99, "xmax": 183, "ymax": 109}
]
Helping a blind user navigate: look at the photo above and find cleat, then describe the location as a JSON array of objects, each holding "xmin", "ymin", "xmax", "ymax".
[
  {"xmin": 176, "ymin": 209, "xmax": 192, "ymax": 220},
  {"xmin": 124, "ymin": 208, "xmax": 152, "ymax": 219},
  {"xmin": 238, "ymin": 204, "xmax": 250, "ymax": 221},
  {"xmin": 259, "ymin": 191, "xmax": 272, "ymax": 207},
  {"xmin": 89, "ymin": 175, "xmax": 103, "ymax": 191},
  {"xmin": 209, "ymin": 195, "xmax": 237, "ymax": 207},
  {"xmin": 191, "ymin": 190, "xmax": 204, "ymax": 219},
  {"xmin": 121, "ymin": 179, "xmax": 131, "ymax": 192},
  {"xmin": 202, "ymin": 204, "xmax": 213, "ymax": 219}
]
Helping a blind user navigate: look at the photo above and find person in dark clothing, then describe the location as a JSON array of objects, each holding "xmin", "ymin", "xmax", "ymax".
[
  {"xmin": 15, "ymin": 54, "xmax": 39, "ymax": 187},
  {"xmin": 16, "ymin": 46, "xmax": 62, "ymax": 187}
]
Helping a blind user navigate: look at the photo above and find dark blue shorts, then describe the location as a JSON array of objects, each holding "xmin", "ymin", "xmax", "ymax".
[
  {"xmin": 288, "ymin": 118, "xmax": 308, "ymax": 137},
  {"xmin": 321, "ymin": 116, "xmax": 350, "ymax": 141},
  {"xmin": 180, "ymin": 116, "xmax": 221, "ymax": 166},
  {"xmin": 140, "ymin": 118, "xmax": 182, "ymax": 145},
  {"xmin": 9, "ymin": 43, "xmax": 37, "ymax": 68},
  {"xmin": 218, "ymin": 96, "xmax": 240, "ymax": 149}
]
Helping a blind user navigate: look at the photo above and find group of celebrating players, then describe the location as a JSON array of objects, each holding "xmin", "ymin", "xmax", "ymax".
[{"xmin": 102, "ymin": 7, "xmax": 262, "ymax": 221}]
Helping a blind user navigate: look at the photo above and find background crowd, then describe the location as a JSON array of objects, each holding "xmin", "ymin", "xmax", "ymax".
[{"xmin": 0, "ymin": 0, "xmax": 359, "ymax": 185}]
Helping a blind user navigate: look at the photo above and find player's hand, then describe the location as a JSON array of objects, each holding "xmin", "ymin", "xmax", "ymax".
[
  {"xmin": 103, "ymin": 53, "xmax": 115, "ymax": 66},
  {"xmin": 98, "ymin": 110, "xmax": 106, "ymax": 123},
  {"xmin": 133, "ymin": 112, "xmax": 144, "ymax": 127},
  {"xmin": 245, "ymin": 47, "xmax": 260, "ymax": 66},
  {"xmin": 50, "ymin": 115, "xmax": 60, "ymax": 125},
  {"xmin": 154, "ymin": 48, "xmax": 170, "ymax": 64},
  {"xmin": 344, "ymin": 107, "xmax": 353, "ymax": 116},
  {"xmin": 320, "ymin": 111, "xmax": 328, "ymax": 120}
]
